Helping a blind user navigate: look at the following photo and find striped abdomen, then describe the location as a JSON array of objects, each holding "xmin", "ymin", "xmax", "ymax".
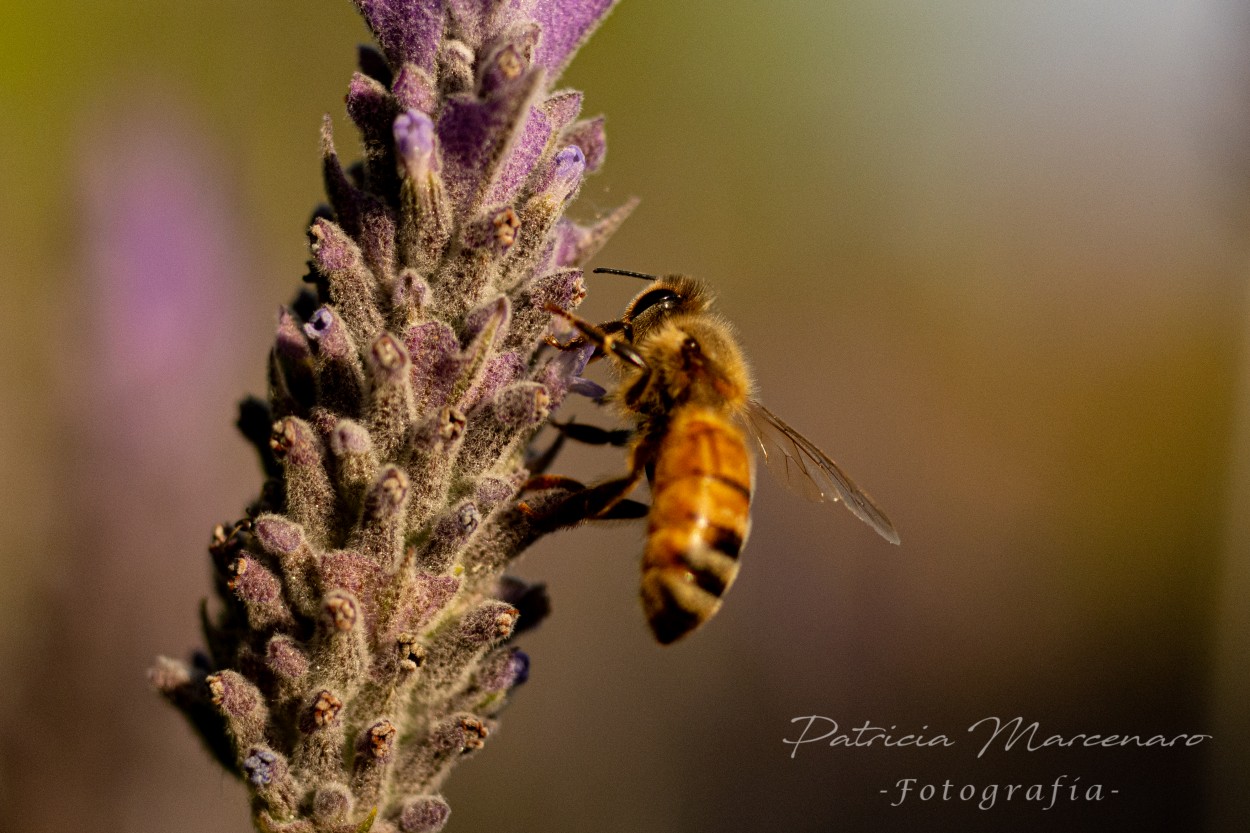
[{"xmin": 641, "ymin": 407, "xmax": 753, "ymax": 644}]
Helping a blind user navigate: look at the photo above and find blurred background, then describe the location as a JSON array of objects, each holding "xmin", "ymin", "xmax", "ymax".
[{"xmin": 2, "ymin": 0, "xmax": 1248, "ymax": 831}]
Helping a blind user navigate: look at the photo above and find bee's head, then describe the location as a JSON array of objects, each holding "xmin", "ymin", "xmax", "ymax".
[
  {"xmin": 591, "ymin": 268, "xmax": 716, "ymax": 341},
  {"xmin": 604, "ymin": 273, "xmax": 710, "ymax": 338}
]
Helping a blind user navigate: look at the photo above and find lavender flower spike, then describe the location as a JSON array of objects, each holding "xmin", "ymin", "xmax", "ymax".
[{"xmin": 151, "ymin": 2, "xmax": 630, "ymax": 831}]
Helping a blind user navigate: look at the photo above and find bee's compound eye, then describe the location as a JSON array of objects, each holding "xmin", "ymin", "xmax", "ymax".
[{"xmin": 627, "ymin": 288, "xmax": 681, "ymax": 320}]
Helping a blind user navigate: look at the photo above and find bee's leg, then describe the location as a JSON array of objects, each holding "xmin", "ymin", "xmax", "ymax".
[
  {"xmin": 550, "ymin": 418, "xmax": 633, "ymax": 447},
  {"xmin": 544, "ymin": 332, "xmax": 588, "ymax": 351},
  {"xmin": 555, "ymin": 469, "xmax": 648, "ymax": 525},
  {"xmin": 583, "ymin": 320, "xmax": 630, "ymax": 363},
  {"xmin": 545, "ymin": 306, "xmax": 647, "ymax": 370},
  {"xmin": 597, "ymin": 498, "xmax": 650, "ymax": 520},
  {"xmin": 517, "ymin": 472, "xmax": 649, "ymax": 525},
  {"xmin": 524, "ymin": 427, "xmax": 569, "ymax": 474},
  {"xmin": 545, "ymin": 318, "xmax": 630, "ymax": 364},
  {"xmin": 524, "ymin": 417, "xmax": 631, "ymax": 475},
  {"xmin": 519, "ymin": 473, "xmax": 586, "ymax": 493},
  {"xmin": 580, "ymin": 431, "xmax": 660, "ymax": 520}
]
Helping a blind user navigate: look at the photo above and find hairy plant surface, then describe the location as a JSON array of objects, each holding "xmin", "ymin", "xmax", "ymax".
[{"xmin": 151, "ymin": 2, "xmax": 631, "ymax": 830}]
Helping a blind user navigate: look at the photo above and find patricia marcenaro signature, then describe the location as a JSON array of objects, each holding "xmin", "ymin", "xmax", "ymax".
[{"xmin": 783, "ymin": 715, "xmax": 1212, "ymax": 760}]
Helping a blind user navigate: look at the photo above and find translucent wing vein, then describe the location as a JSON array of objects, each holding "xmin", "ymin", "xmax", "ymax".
[{"xmin": 741, "ymin": 400, "xmax": 900, "ymax": 545}]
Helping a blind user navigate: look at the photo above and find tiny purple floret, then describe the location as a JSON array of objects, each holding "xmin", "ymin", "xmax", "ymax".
[
  {"xmin": 457, "ymin": 502, "xmax": 481, "ymax": 534},
  {"xmin": 510, "ymin": 650, "xmax": 530, "ymax": 686},
  {"xmin": 394, "ymin": 110, "xmax": 435, "ymax": 175},
  {"xmin": 568, "ymin": 377, "xmax": 608, "ymax": 399},
  {"xmin": 550, "ymin": 145, "xmax": 586, "ymax": 203},
  {"xmin": 243, "ymin": 748, "xmax": 280, "ymax": 787},
  {"xmin": 304, "ymin": 307, "xmax": 335, "ymax": 341}
]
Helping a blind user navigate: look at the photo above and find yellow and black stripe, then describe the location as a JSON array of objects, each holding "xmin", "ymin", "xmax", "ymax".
[{"xmin": 640, "ymin": 407, "xmax": 753, "ymax": 644}]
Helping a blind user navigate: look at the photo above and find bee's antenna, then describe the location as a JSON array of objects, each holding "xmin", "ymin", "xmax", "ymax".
[{"xmin": 592, "ymin": 267, "xmax": 657, "ymax": 281}]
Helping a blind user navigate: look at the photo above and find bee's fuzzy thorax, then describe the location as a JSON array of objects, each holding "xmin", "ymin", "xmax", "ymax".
[{"xmin": 623, "ymin": 314, "xmax": 752, "ymax": 414}]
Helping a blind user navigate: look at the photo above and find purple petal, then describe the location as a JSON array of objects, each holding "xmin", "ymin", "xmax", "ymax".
[
  {"xmin": 462, "ymin": 295, "xmax": 511, "ymax": 348},
  {"xmin": 305, "ymin": 307, "xmax": 333, "ymax": 339},
  {"xmin": 352, "ymin": 0, "xmax": 445, "ymax": 73},
  {"xmin": 320, "ymin": 550, "xmax": 386, "ymax": 625},
  {"xmin": 568, "ymin": 377, "xmax": 607, "ymax": 399},
  {"xmin": 553, "ymin": 196, "xmax": 638, "ymax": 267},
  {"xmin": 486, "ymin": 105, "xmax": 552, "ymax": 206},
  {"xmin": 346, "ymin": 72, "xmax": 399, "ymax": 150},
  {"xmin": 436, "ymin": 69, "xmax": 543, "ymax": 216},
  {"xmin": 538, "ymin": 341, "xmax": 596, "ymax": 402},
  {"xmin": 476, "ymin": 646, "xmax": 530, "ymax": 691},
  {"xmin": 275, "ymin": 307, "xmax": 313, "ymax": 365},
  {"xmin": 530, "ymin": 0, "xmax": 619, "ymax": 78},
  {"xmin": 321, "ymin": 116, "xmax": 398, "ymax": 281},
  {"xmin": 445, "ymin": 0, "xmax": 492, "ymax": 48},
  {"xmin": 475, "ymin": 476, "xmax": 518, "ymax": 507},
  {"xmin": 461, "ymin": 351, "xmax": 526, "ymax": 411},
  {"xmin": 419, "ymin": 503, "xmax": 483, "ymax": 572},
  {"xmin": 398, "ymin": 796, "xmax": 451, "ymax": 833},
  {"xmin": 404, "ymin": 319, "xmax": 461, "ymax": 406},
  {"xmin": 542, "ymin": 89, "xmax": 583, "ymax": 133},
  {"xmin": 391, "ymin": 573, "xmax": 461, "ymax": 632},
  {"xmin": 393, "ymin": 63, "xmax": 437, "ymax": 113},
  {"xmin": 566, "ymin": 341, "xmax": 596, "ymax": 376}
]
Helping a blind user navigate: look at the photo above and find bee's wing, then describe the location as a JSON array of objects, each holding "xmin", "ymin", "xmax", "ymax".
[{"xmin": 741, "ymin": 400, "xmax": 901, "ymax": 545}]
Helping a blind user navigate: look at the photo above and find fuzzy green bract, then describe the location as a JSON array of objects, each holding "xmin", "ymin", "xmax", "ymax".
[{"xmin": 151, "ymin": 2, "xmax": 633, "ymax": 830}]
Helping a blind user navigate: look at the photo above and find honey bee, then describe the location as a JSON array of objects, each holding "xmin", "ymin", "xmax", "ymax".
[{"xmin": 547, "ymin": 269, "xmax": 899, "ymax": 644}]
